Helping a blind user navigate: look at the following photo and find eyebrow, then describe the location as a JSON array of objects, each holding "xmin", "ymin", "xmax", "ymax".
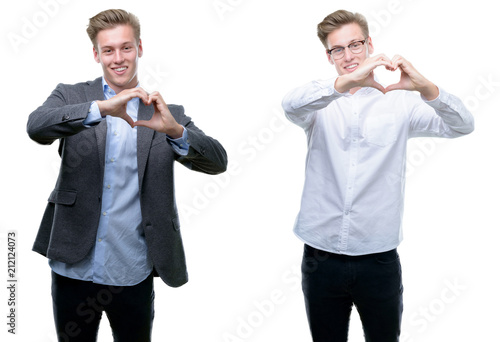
[
  {"xmin": 331, "ymin": 38, "xmax": 364, "ymax": 49},
  {"xmin": 100, "ymin": 41, "xmax": 135, "ymax": 50}
]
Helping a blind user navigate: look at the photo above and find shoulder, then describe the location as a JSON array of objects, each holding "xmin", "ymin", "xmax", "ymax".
[
  {"xmin": 49, "ymin": 77, "xmax": 102, "ymax": 103},
  {"xmin": 167, "ymin": 104, "xmax": 192, "ymax": 127},
  {"xmin": 55, "ymin": 77, "xmax": 101, "ymax": 92},
  {"xmin": 167, "ymin": 103, "xmax": 186, "ymax": 118},
  {"xmin": 167, "ymin": 104, "xmax": 184, "ymax": 115}
]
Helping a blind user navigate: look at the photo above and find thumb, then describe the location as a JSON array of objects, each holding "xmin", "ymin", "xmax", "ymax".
[
  {"xmin": 385, "ymin": 82, "xmax": 404, "ymax": 93},
  {"xmin": 368, "ymin": 79, "xmax": 387, "ymax": 94},
  {"xmin": 120, "ymin": 112, "xmax": 136, "ymax": 128},
  {"xmin": 133, "ymin": 119, "xmax": 150, "ymax": 128}
]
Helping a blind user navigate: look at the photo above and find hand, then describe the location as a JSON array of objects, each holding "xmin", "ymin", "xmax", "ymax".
[
  {"xmin": 96, "ymin": 87, "xmax": 150, "ymax": 127},
  {"xmin": 134, "ymin": 91, "xmax": 184, "ymax": 138},
  {"xmin": 385, "ymin": 55, "xmax": 439, "ymax": 100},
  {"xmin": 335, "ymin": 54, "xmax": 394, "ymax": 94}
]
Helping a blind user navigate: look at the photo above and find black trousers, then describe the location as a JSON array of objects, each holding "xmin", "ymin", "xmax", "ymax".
[
  {"xmin": 302, "ymin": 244, "xmax": 403, "ymax": 342},
  {"xmin": 51, "ymin": 271, "xmax": 155, "ymax": 342}
]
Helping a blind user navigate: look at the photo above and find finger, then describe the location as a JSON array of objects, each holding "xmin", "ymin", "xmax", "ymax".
[
  {"xmin": 133, "ymin": 119, "xmax": 151, "ymax": 128},
  {"xmin": 155, "ymin": 94, "xmax": 169, "ymax": 112},
  {"xmin": 391, "ymin": 55, "xmax": 404, "ymax": 63},
  {"xmin": 372, "ymin": 53, "xmax": 391, "ymax": 62},
  {"xmin": 121, "ymin": 87, "xmax": 150, "ymax": 104},
  {"xmin": 116, "ymin": 88, "xmax": 149, "ymax": 106},
  {"xmin": 121, "ymin": 113, "xmax": 136, "ymax": 128},
  {"xmin": 134, "ymin": 88, "xmax": 151, "ymax": 104},
  {"xmin": 369, "ymin": 80, "xmax": 387, "ymax": 94},
  {"xmin": 391, "ymin": 55, "xmax": 411, "ymax": 71},
  {"xmin": 392, "ymin": 58, "xmax": 404, "ymax": 69},
  {"xmin": 148, "ymin": 93, "xmax": 169, "ymax": 114},
  {"xmin": 371, "ymin": 56, "xmax": 394, "ymax": 70},
  {"xmin": 385, "ymin": 82, "xmax": 403, "ymax": 93},
  {"xmin": 364, "ymin": 73, "xmax": 386, "ymax": 93},
  {"xmin": 149, "ymin": 92, "xmax": 166, "ymax": 106}
]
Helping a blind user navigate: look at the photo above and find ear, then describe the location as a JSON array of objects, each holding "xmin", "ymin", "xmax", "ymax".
[
  {"xmin": 138, "ymin": 39, "xmax": 143, "ymax": 58},
  {"xmin": 326, "ymin": 49, "xmax": 334, "ymax": 65},
  {"xmin": 93, "ymin": 46, "xmax": 100, "ymax": 63},
  {"xmin": 366, "ymin": 36, "xmax": 374, "ymax": 55}
]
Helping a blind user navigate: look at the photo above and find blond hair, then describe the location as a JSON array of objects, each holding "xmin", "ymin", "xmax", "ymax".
[
  {"xmin": 317, "ymin": 10, "xmax": 369, "ymax": 48},
  {"xmin": 87, "ymin": 9, "xmax": 141, "ymax": 49}
]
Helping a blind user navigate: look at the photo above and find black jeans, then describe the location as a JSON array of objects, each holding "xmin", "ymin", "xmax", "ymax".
[
  {"xmin": 51, "ymin": 271, "xmax": 155, "ymax": 342},
  {"xmin": 301, "ymin": 244, "xmax": 403, "ymax": 342}
]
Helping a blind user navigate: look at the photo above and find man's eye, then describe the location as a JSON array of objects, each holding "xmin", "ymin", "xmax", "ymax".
[
  {"xmin": 332, "ymin": 48, "xmax": 343, "ymax": 54},
  {"xmin": 351, "ymin": 43, "xmax": 361, "ymax": 48}
]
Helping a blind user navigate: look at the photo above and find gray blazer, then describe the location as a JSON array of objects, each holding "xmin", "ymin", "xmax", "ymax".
[{"xmin": 27, "ymin": 77, "xmax": 227, "ymax": 287}]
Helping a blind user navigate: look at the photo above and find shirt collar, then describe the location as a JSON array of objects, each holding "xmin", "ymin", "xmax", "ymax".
[
  {"xmin": 101, "ymin": 78, "xmax": 115, "ymax": 97},
  {"xmin": 101, "ymin": 77, "xmax": 141, "ymax": 97}
]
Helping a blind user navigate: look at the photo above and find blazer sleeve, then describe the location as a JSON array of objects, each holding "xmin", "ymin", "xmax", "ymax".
[
  {"xmin": 168, "ymin": 105, "xmax": 227, "ymax": 175},
  {"xmin": 27, "ymin": 83, "xmax": 94, "ymax": 145}
]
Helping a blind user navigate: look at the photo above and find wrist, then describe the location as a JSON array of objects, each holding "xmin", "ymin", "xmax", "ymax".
[
  {"xmin": 418, "ymin": 81, "xmax": 439, "ymax": 101},
  {"xmin": 335, "ymin": 75, "xmax": 355, "ymax": 94},
  {"xmin": 95, "ymin": 100, "xmax": 108, "ymax": 117},
  {"xmin": 165, "ymin": 124, "xmax": 184, "ymax": 139}
]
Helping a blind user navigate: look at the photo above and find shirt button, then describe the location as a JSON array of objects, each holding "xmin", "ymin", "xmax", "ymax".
[
  {"xmin": 113, "ymin": 131, "xmax": 118, "ymax": 136},
  {"xmin": 98, "ymin": 239, "xmax": 102, "ymax": 242},
  {"xmin": 110, "ymin": 158, "xmax": 115, "ymax": 162},
  {"xmin": 103, "ymin": 212, "xmax": 107, "ymax": 216},
  {"xmin": 106, "ymin": 184, "xmax": 111, "ymax": 189}
]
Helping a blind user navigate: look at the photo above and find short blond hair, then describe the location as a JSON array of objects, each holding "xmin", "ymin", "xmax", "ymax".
[
  {"xmin": 87, "ymin": 9, "xmax": 141, "ymax": 49},
  {"xmin": 317, "ymin": 10, "xmax": 369, "ymax": 48}
]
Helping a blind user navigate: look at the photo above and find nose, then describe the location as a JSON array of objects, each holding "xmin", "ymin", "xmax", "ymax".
[
  {"xmin": 113, "ymin": 50, "xmax": 124, "ymax": 64},
  {"xmin": 343, "ymin": 48, "xmax": 354, "ymax": 61}
]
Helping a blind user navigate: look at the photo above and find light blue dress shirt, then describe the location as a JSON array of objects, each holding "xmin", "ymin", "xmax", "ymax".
[{"xmin": 50, "ymin": 79, "xmax": 190, "ymax": 286}]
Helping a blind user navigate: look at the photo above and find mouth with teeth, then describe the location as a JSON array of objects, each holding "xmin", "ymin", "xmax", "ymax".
[
  {"xmin": 112, "ymin": 66, "xmax": 128, "ymax": 74},
  {"xmin": 345, "ymin": 63, "xmax": 359, "ymax": 71}
]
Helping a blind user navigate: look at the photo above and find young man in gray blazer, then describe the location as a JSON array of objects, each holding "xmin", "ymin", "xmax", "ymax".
[{"xmin": 27, "ymin": 9, "xmax": 227, "ymax": 341}]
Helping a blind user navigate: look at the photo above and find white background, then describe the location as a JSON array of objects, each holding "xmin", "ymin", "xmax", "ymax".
[{"xmin": 1, "ymin": 0, "xmax": 498, "ymax": 341}]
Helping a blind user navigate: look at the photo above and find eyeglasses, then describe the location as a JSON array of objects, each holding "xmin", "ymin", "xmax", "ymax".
[{"xmin": 327, "ymin": 38, "xmax": 368, "ymax": 60}]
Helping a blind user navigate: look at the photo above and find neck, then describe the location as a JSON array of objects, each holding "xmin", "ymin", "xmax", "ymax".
[{"xmin": 105, "ymin": 77, "xmax": 139, "ymax": 94}]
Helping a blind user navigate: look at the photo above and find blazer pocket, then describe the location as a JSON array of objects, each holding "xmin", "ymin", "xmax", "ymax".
[{"xmin": 48, "ymin": 190, "xmax": 77, "ymax": 206}]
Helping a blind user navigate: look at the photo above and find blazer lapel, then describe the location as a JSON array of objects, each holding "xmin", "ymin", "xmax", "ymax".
[
  {"xmin": 84, "ymin": 78, "xmax": 154, "ymax": 189},
  {"xmin": 137, "ymin": 100, "xmax": 155, "ymax": 188},
  {"xmin": 85, "ymin": 77, "xmax": 107, "ymax": 183}
]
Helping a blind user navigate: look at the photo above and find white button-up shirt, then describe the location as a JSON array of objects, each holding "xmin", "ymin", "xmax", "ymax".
[{"xmin": 282, "ymin": 77, "xmax": 474, "ymax": 255}]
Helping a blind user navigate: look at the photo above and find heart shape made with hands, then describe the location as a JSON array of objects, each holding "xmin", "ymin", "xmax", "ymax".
[
  {"xmin": 132, "ymin": 92, "xmax": 184, "ymax": 138},
  {"xmin": 361, "ymin": 60, "xmax": 411, "ymax": 95},
  {"xmin": 364, "ymin": 53, "xmax": 427, "ymax": 94},
  {"xmin": 375, "ymin": 66, "xmax": 404, "ymax": 92}
]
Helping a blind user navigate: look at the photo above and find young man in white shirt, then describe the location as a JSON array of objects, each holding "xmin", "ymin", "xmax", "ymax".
[{"xmin": 282, "ymin": 9, "xmax": 473, "ymax": 342}]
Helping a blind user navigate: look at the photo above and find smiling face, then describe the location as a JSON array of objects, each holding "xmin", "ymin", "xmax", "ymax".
[
  {"xmin": 326, "ymin": 23, "xmax": 373, "ymax": 76},
  {"xmin": 93, "ymin": 24, "xmax": 142, "ymax": 93}
]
